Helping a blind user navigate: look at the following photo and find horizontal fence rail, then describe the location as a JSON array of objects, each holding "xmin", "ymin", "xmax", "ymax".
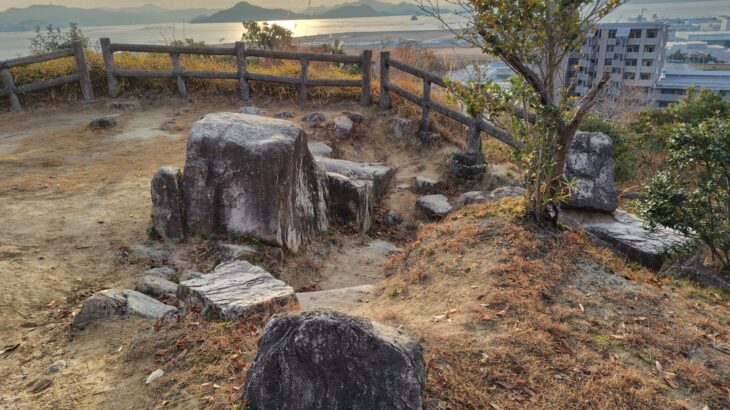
[
  {"xmin": 0, "ymin": 42, "xmax": 93, "ymax": 112},
  {"xmin": 379, "ymin": 51, "xmax": 518, "ymax": 150},
  {"xmin": 100, "ymin": 38, "xmax": 372, "ymax": 106}
]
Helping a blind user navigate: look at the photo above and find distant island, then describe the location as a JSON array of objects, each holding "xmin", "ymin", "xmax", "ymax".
[{"xmin": 0, "ymin": 1, "xmax": 425, "ymax": 32}]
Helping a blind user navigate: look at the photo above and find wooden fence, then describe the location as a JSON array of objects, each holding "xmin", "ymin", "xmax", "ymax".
[
  {"xmin": 0, "ymin": 42, "xmax": 93, "ymax": 112},
  {"xmin": 379, "ymin": 51, "xmax": 518, "ymax": 150},
  {"xmin": 100, "ymin": 38, "xmax": 372, "ymax": 106}
]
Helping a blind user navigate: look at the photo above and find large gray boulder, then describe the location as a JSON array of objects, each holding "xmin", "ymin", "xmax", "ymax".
[
  {"xmin": 563, "ymin": 132, "xmax": 618, "ymax": 212},
  {"xmin": 417, "ymin": 194, "xmax": 452, "ymax": 220},
  {"xmin": 151, "ymin": 166, "xmax": 185, "ymax": 240},
  {"xmin": 177, "ymin": 260, "xmax": 296, "ymax": 321},
  {"xmin": 243, "ymin": 310, "xmax": 425, "ymax": 410},
  {"xmin": 182, "ymin": 113, "xmax": 329, "ymax": 252},
  {"xmin": 326, "ymin": 172, "xmax": 373, "ymax": 232},
  {"xmin": 561, "ymin": 210, "xmax": 688, "ymax": 270},
  {"xmin": 316, "ymin": 157, "xmax": 394, "ymax": 200},
  {"xmin": 71, "ymin": 289, "xmax": 176, "ymax": 331}
]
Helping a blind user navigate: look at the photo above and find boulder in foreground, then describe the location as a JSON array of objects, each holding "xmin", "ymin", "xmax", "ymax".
[
  {"xmin": 183, "ymin": 113, "xmax": 329, "ymax": 252},
  {"xmin": 177, "ymin": 260, "xmax": 296, "ymax": 321},
  {"xmin": 243, "ymin": 310, "xmax": 425, "ymax": 410},
  {"xmin": 563, "ymin": 131, "xmax": 618, "ymax": 213}
]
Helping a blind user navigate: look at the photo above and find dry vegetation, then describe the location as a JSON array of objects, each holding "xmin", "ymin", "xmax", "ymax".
[{"xmin": 367, "ymin": 200, "xmax": 730, "ymax": 409}]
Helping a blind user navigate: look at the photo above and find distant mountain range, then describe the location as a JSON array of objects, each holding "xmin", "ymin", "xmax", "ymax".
[
  {"xmin": 0, "ymin": 4, "xmax": 218, "ymax": 32},
  {"xmin": 191, "ymin": 1, "xmax": 423, "ymax": 24},
  {"xmin": 0, "ymin": 1, "xmax": 425, "ymax": 33}
]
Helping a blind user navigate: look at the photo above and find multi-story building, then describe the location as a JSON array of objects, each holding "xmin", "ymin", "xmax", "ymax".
[
  {"xmin": 569, "ymin": 22, "xmax": 668, "ymax": 100},
  {"xmin": 653, "ymin": 69, "xmax": 730, "ymax": 107}
]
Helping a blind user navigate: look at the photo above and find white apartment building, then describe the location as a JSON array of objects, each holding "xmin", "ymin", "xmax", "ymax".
[{"xmin": 570, "ymin": 22, "xmax": 668, "ymax": 100}]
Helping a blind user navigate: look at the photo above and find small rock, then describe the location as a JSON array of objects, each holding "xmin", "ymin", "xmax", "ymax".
[
  {"xmin": 136, "ymin": 275, "xmax": 179, "ymax": 298},
  {"xmin": 145, "ymin": 369, "xmax": 164, "ymax": 384},
  {"xmin": 266, "ymin": 247, "xmax": 285, "ymax": 265},
  {"xmin": 45, "ymin": 360, "xmax": 67, "ymax": 374},
  {"xmin": 71, "ymin": 289, "xmax": 177, "ymax": 331},
  {"xmin": 414, "ymin": 176, "xmax": 442, "ymax": 194},
  {"xmin": 144, "ymin": 267, "xmax": 177, "ymax": 281},
  {"xmin": 333, "ymin": 115, "xmax": 354, "ymax": 139},
  {"xmin": 416, "ymin": 195, "xmax": 452, "ymax": 220},
  {"xmin": 455, "ymin": 186, "xmax": 525, "ymax": 207},
  {"xmin": 274, "ymin": 111, "xmax": 294, "ymax": 119},
  {"xmin": 455, "ymin": 191, "xmax": 489, "ymax": 207},
  {"xmin": 28, "ymin": 378, "xmax": 52, "ymax": 393},
  {"xmin": 239, "ymin": 106, "xmax": 266, "ymax": 115},
  {"xmin": 178, "ymin": 270, "xmax": 203, "ymax": 282},
  {"xmin": 218, "ymin": 242, "xmax": 260, "ymax": 264},
  {"xmin": 396, "ymin": 183, "xmax": 410, "ymax": 191},
  {"xmin": 388, "ymin": 117, "xmax": 413, "ymax": 139},
  {"xmin": 302, "ymin": 112, "xmax": 326, "ymax": 128},
  {"xmin": 110, "ymin": 100, "xmax": 141, "ymax": 111},
  {"xmin": 90, "ymin": 114, "xmax": 120, "ymax": 129},
  {"xmin": 308, "ymin": 142, "xmax": 333, "ymax": 158},
  {"xmin": 417, "ymin": 131, "xmax": 440, "ymax": 144},
  {"xmin": 130, "ymin": 244, "xmax": 170, "ymax": 263},
  {"xmin": 342, "ymin": 111, "xmax": 364, "ymax": 123},
  {"xmin": 383, "ymin": 210, "xmax": 404, "ymax": 227}
]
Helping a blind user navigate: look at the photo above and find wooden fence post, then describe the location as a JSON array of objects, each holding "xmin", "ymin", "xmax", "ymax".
[
  {"xmin": 72, "ymin": 41, "xmax": 94, "ymax": 102},
  {"xmin": 421, "ymin": 80, "xmax": 431, "ymax": 132},
  {"xmin": 170, "ymin": 53, "xmax": 187, "ymax": 97},
  {"xmin": 1, "ymin": 69, "xmax": 21, "ymax": 111},
  {"xmin": 360, "ymin": 50, "xmax": 372, "ymax": 106},
  {"xmin": 99, "ymin": 38, "xmax": 119, "ymax": 98},
  {"xmin": 467, "ymin": 119, "xmax": 482, "ymax": 153},
  {"xmin": 299, "ymin": 57, "xmax": 309, "ymax": 105},
  {"xmin": 379, "ymin": 51, "xmax": 391, "ymax": 110},
  {"xmin": 235, "ymin": 42, "xmax": 250, "ymax": 101}
]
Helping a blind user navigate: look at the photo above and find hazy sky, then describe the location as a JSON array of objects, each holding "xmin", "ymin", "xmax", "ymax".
[{"xmin": 0, "ymin": 0, "xmax": 401, "ymax": 9}]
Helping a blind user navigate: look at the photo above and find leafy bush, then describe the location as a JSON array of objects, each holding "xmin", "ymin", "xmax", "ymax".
[
  {"xmin": 30, "ymin": 23, "xmax": 90, "ymax": 54},
  {"xmin": 640, "ymin": 118, "xmax": 730, "ymax": 272},
  {"xmin": 169, "ymin": 38, "xmax": 207, "ymax": 47},
  {"xmin": 241, "ymin": 21, "xmax": 293, "ymax": 50}
]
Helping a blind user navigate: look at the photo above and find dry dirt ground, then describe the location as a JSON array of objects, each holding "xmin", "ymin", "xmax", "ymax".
[{"xmin": 0, "ymin": 96, "xmax": 495, "ymax": 409}]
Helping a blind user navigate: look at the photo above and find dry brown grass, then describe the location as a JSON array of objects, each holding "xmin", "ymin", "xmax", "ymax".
[{"xmin": 372, "ymin": 200, "xmax": 730, "ymax": 409}]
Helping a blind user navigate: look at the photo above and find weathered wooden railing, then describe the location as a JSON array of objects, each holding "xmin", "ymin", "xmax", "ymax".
[
  {"xmin": 100, "ymin": 38, "xmax": 372, "ymax": 106},
  {"xmin": 379, "ymin": 51, "xmax": 517, "ymax": 150},
  {"xmin": 0, "ymin": 42, "xmax": 93, "ymax": 112}
]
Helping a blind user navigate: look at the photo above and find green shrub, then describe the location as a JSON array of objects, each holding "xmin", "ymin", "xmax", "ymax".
[
  {"xmin": 241, "ymin": 21, "xmax": 293, "ymax": 51},
  {"xmin": 30, "ymin": 23, "xmax": 90, "ymax": 54},
  {"xmin": 639, "ymin": 118, "xmax": 730, "ymax": 272}
]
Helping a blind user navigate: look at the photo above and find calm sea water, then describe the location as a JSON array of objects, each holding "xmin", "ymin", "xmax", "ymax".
[{"xmin": 0, "ymin": 1, "xmax": 728, "ymax": 59}]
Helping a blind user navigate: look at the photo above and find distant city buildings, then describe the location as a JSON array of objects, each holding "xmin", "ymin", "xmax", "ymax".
[{"xmin": 653, "ymin": 70, "xmax": 730, "ymax": 107}]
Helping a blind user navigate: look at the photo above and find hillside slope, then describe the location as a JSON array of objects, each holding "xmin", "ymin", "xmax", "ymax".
[{"xmin": 359, "ymin": 201, "xmax": 730, "ymax": 409}]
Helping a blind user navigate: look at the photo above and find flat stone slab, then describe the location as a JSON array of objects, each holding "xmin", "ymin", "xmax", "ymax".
[
  {"xmin": 177, "ymin": 261, "xmax": 297, "ymax": 321},
  {"xmin": 71, "ymin": 289, "xmax": 176, "ymax": 331},
  {"xmin": 297, "ymin": 285, "xmax": 376, "ymax": 311},
  {"xmin": 136, "ymin": 275, "xmax": 179, "ymax": 298},
  {"xmin": 561, "ymin": 210, "xmax": 689, "ymax": 270},
  {"xmin": 308, "ymin": 142, "xmax": 333, "ymax": 158},
  {"xmin": 417, "ymin": 194, "xmax": 453, "ymax": 220},
  {"xmin": 414, "ymin": 175, "xmax": 441, "ymax": 194},
  {"xmin": 316, "ymin": 157, "xmax": 394, "ymax": 200}
]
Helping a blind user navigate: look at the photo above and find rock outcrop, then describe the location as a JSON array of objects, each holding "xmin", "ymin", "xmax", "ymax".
[
  {"xmin": 71, "ymin": 289, "xmax": 176, "ymax": 331},
  {"xmin": 177, "ymin": 261, "xmax": 296, "ymax": 321},
  {"xmin": 327, "ymin": 172, "xmax": 373, "ymax": 232},
  {"xmin": 417, "ymin": 194, "xmax": 453, "ymax": 220},
  {"xmin": 182, "ymin": 113, "xmax": 329, "ymax": 252},
  {"xmin": 151, "ymin": 166, "xmax": 185, "ymax": 240},
  {"xmin": 561, "ymin": 210, "xmax": 688, "ymax": 270},
  {"xmin": 563, "ymin": 131, "xmax": 618, "ymax": 213},
  {"xmin": 316, "ymin": 157, "xmax": 394, "ymax": 201},
  {"xmin": 243, "ymin": 310, "xmax": 425, "ymax": 410}
]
